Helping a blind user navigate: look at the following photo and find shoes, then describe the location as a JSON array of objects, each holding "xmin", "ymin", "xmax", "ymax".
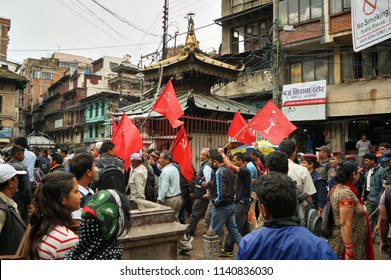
[
  {"xmin": 178, "ymin": 235, "xmax": 193, "ymax": 255},
  {"xmin": 220, "ymin": 248, "xmax": 233, "ymax": 257}
]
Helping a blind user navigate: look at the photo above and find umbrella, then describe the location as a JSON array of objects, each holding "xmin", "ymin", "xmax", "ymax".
[
  {"xmin": 230, "ymin": 145, "xmax": 254, "ymax": 156},
  {"xmin": 256, "ymin": 140, "xmax": 278, "ymax": 154},
  {"xmin": 230, "ymin": 140, "xmax": 278, "ymax": 156}
]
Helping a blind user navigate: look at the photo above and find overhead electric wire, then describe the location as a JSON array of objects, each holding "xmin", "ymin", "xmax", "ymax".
[
  {"xmin": 91, "ymin": 0, "xmax": 160, "ymax": 37},
  {"xmin": 56, "ymin": 0, "xmax": 126, "ymax": 47}
]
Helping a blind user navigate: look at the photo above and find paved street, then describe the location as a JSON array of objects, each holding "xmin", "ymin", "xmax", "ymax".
[{"xmin": 177, "ymin": 218, "xmax": 388, "ymax": 260}]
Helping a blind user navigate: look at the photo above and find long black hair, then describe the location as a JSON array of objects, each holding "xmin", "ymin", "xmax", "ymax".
[{"xmin": 27, "ymin": 172, "xmax": 76, "ymax": 259}]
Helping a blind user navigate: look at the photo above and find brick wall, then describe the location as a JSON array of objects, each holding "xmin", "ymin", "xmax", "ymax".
[
  {"xmin": 329, "ymin": 12, "xmax": 351, "ymax": 34},
  {"xmin": 279, "ymin": 20, "xmax": 322, "ymax": 45}
]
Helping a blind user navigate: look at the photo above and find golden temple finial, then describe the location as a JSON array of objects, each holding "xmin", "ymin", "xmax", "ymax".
[{"xmin": 185, "ymin": 13, "xmax": 199, "ymax": 51}]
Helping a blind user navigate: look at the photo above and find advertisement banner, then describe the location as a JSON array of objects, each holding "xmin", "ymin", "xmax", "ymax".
[
  {"xmin": 352, "ymin": 0, "xmax": 391, "ymax": 52},
  {"xmin": 282, "ymin": 80, "xmax": 326, "ymax": 121}
]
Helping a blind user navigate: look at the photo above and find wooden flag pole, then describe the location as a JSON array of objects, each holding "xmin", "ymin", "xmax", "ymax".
[
  {"xmin": 139, "ymin": 65, "xmax": 165, "ymax": 130},
  {"xmin": 222, "ymin": 124, "xmax": 251, "ymax": 149}
]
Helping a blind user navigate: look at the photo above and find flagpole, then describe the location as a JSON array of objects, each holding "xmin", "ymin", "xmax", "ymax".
[
  {"xmin": 222, "ymin": 124, "xmax": 251, "ymax": 149},
  {"xmin": 168, "ymin": 123, "xmax": 183, "ymax": 151},
  {"xmin": 139, "ymin": 65, "xmax": 166, "ymax": 130}
]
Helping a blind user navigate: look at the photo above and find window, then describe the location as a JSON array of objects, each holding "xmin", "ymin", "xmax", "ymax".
[
  {"xmin": 378, "ymin": 50, "xmax": 391, "ymax": 77},
  {"xmin": 303, "ymin": 60, "xmax": 315, "ymax": 82},
  {"xmin": 330, "ymin": 0, "xmax": 351, "ymax": 14},
  {"xmin": 290, "ymin": 63, "xmax": 302, "ymax": 84},
  {"xmin": 289, "ymin": 55, "xmax": 334, "ymax": 84},
  {"xmin": 109, "ymin": 62, "xmax": 119, "ymax": 69},
  {"xmin": 42, "ymin": 72, "xmax": 53, "ymax": 80},
  {"xmin": 95, "ymin": 102, "xmax": 99, "ymax": 117},
  {"xmin": 101, "ymin": 101, "xmax": 105, "ymax": 116},
  {"xmin": 232, "ymin": 0, "xmax": 242, "ymax": 6},
  {"xmin": 279, "ymin": 0, "xmax": 321, "ymax": 25},
  {"xmin": 279, "ymin": 0, "xmax": 288, "ymax": 26},
  {"xmin": 0, "ymin": 96, "xmax": 3, "ymax": 113},
  {"xmin": 231, "ymin": 20, "xmax": 272, "ymax": 54},
  {"xmin": 89, "ymin": 105, "xmax": 93, "ymax": 118},
  {"xmin": 342, "ymin": 48, "xmax": 391, "ymax": 81},
  {"xmin": 95, "ymin": 123, "xmax": 99, "ymax": 138},
  {"xmin": 31, "ymin": 70, "xmax": 41, "ymax": 79},
  {"xmin": 59, "ymin": 61, "xmax": 78, "ymax": 69}
]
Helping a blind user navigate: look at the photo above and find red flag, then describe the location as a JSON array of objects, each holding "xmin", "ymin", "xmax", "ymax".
[
  {"xmin": 248, "ymin": 100, "xmax": 297, "ymax": 145},
  {"xmin": 151, "ymin": 79, "xmax": 184, "ymax": 128},
  {"xmin": 111, "ymin": 116, "xmax": 117, "ymax": 136},
  {"xmin": 111, "ymin": 113, "xmax": 143, "ymax": 171},
  {"xmin": 227, "ymin": 111, "xmax": 256, "ymax": 146},
  {"xmin": 171, "ymin": 125, "xmax": 193, "ymax": 181}
]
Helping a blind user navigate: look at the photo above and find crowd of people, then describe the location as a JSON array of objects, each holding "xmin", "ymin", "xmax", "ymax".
[{"xmin": 0, "ymin": 134, "xmax": 390, "ymax": 260}]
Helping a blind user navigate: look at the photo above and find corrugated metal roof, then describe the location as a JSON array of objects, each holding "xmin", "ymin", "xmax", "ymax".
[{"xmin": 117, "ymin": 91, "xmax": 258, "ymax": 117}]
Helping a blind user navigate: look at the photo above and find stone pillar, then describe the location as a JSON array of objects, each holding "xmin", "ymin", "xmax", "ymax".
[{"xmin": 203, "ymin": 234, "xmax": 220, "ymax": 260}]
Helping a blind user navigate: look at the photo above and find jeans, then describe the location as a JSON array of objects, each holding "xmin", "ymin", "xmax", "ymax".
[
  {"xmin": 209, "ymin": 203, "xmax": 242, "ymax": 245},
  {"xmin": 224, "ymin": 202, "xmax": 251, "ymax": 252}
]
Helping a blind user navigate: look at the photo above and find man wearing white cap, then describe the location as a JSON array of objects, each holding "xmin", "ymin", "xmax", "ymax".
[
  {"xmin": 0, "ymin": 164, "xmax": 27, "ymax": 255},
  {"xmin": 127, "ymin": 153, "xmax": 148, "ymax": 200}
]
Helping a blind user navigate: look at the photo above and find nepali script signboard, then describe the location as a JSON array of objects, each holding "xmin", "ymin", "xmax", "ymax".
[
  {"xmin": 352, "ymin": 0, "xmax": 391, "ymax": 52},
  {"xmin": 282, "ymin": 80, "xmax": 326, "ymax": 121}
]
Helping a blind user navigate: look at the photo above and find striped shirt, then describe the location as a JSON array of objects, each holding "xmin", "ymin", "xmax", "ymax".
[{"xmin": 38, "ymin": 225, "xmax": 79, "ymax": 260}]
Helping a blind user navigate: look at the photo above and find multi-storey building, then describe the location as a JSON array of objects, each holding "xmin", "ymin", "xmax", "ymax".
[
  {"xmin": 19, "ymin": 52, "xmax": 93, "ymax": 135},
  {"xmin": 0, "ymin": 17, "xmax": 29, "ymax": 144},
  {"xmin": 0, "ymin": 60, "xmax": 28, "ymax": 144},
  {"xmin": 41, "ymin": 55, "xmax": 142, "ymax": 148},
  {"xmin": 215, "ymin": 0, "xmax": 391, "ymax": 152},
  {"xmin": 0, "ymin": 17, "xmax": 10, "ymax": 61}
]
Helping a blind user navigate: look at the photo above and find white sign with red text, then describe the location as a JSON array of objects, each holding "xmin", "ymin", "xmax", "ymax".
[
  {"xmin": 352, "ymin": 0, "xmax": 391, "ymax": 51},
  {"xmin": 282, "ymin": 80, "xmax": 326, "ymax": 121}
]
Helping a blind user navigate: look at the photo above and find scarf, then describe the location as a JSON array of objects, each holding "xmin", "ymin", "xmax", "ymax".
[
  {"xmin": 345, "ymin": 182, "xmax": 375, "ymax": 260},
  {"xmin": 64, "ymin": 189, "xmax": 127, "ymax": 260}
]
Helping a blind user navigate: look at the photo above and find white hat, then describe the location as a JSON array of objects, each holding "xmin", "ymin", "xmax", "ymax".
[
  {"xmin": 0, "ymin": 164, "xmax": 27, "ymax": 184},
  {"xmin": 130, "ymin": 152, "xmax": 142, "ymax": 161}
]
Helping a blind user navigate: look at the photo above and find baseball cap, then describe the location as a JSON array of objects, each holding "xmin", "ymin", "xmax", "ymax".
[
  {"xmin": 380, "ymin": 150, "xmax": 391, "ymax": 162},
  {"xmin": 316, "ymin": 145, "xmax": 331, "ymax": 154},
  {"xmin": 0, "ymin": 164, "xmax": 27, "ymax": 183}
]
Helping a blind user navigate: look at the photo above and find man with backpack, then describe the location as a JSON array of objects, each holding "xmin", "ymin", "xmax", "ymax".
[
  {"xmin": 92, "ymin": 140, "xmax": 125, "ymax": 193},
  {"xmin": 69, "ymin": 152, "xmax": 96, "ymax": 226}
]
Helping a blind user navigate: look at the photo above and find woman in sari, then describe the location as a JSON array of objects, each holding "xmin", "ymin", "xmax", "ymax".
[{"xmin": 328, "ymin": 160, "xmax": 374, "ymax": 260}]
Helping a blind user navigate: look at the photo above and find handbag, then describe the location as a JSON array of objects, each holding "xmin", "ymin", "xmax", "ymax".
[
  {"xmin": 321, "ymin": 199, "xmax": 333, "ymax": 238},
  {"xmin": 0, "ymin": 224, "xmax": 30, "ymax": 260}
]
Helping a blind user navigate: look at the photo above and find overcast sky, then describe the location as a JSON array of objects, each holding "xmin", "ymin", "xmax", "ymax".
[{"xmin": 1, "ymin": 0, "xmax": 222, "ymax": 65}]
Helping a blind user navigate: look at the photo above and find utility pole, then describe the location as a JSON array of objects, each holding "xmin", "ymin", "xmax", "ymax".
[
  {"xmin": 272, "ymin": 0, "xmax": 280, "ymax": 107},
  {"xmin": 162, "ymin": 0, "xmax": 169, "ymax": 60}
]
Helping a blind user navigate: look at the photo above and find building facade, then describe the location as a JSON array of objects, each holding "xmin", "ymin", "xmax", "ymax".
[
  {"xmin": 216, "ymin": 0, "xmax": 391, "ymax": 152},
  {"xmin": 19, "ymin": 52, "xmax": 94, "ymax": 135}
]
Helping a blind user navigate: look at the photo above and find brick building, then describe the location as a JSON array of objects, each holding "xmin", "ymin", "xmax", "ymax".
[{"xmin": 215, "ymin": 0, "xmax": 391, "ymax": 152}]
